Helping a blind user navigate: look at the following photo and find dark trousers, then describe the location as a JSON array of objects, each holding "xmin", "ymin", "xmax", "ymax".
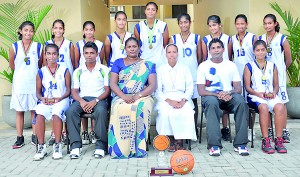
[
  {"xmin": 202, "ymin": 93, "xmax": 249, "ymax": 149},
  {"xmin": 66, "ymin": 96, "xmax": 108, "ymax": 150}
]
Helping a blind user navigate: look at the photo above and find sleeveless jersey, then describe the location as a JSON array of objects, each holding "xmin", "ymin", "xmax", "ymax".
[
  {"xmin": 38, "ymin": 65, "xmax": 69, "ymax": 101},
  {"xmin": 135, "ymin": 19, "xmax": 167, "ymax": 67},
  {"xmin": 232, "ymin": 32, "xmax": 256, "ymax": 80},
  {"xmin": 258, "ymin": 33, "xmax": 287, "ymax": 87},
  {"xmin": 172, "ymin": 33, "xmax": 200, "ymax": 82},
  {"xmin": 107, "ymin": 31, "xmax": 132, "ymax": 68},
  {"xmin": 12, "ymin": 41, "xmax": 42, "ymax": 94},
  {"xmin": 76, "ymin": 39, "xmax": 103, "ymax": 67},
  {"xmin": 203, "ymin": 33, "xmax": 231, "ymax": 60},
  {"xmin": 246, "ymin": 61, "xmax": 275, "ymax": 97},
  {"xmin": 45, "ymin": 38, "xmax": 74, "ymax": 75}
]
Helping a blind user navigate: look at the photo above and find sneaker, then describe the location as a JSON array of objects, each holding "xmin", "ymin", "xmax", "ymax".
[
  {"xmin": 221, "ymin": 127, "xmax": 230, "ymax": 141},
  {"xmin": 248, "ymin": 129, "xmax": 256, "ymax": 142},
  {"xmin": 268, "ymin": 128, "xmax": 273, "ymax": 139},
  {"xmin": 282, "ymin": 129, "xmax": 290, "ymax": 143},
  {"xmin": 70, "ymin": 148, "xmax": 81, "ymax": 159},
  {"xmin": 33, "ymin": 144, "xmax": 47, "ymax": 161},
  {"xmin": 81, "ymin": 131, "xmax": 90, "ymax": 145},
  {"xmin": 52, "ymin": 143, "xmax": 63, "ymax": 160},
  {"xmin": 94, "ymin": 149, "xmax": 105, "ymax": 159},
  {"xmin": 234, "ymin": 145, "xmax": 249, "ymax": 156},
  {"xmin": 31, "ymin": 134, "xmax": 37, "ymax": 145},
  {"xmin": 89, "ymin": 131, "xmax": 96, "ymax": 144},
  {"xmin": 12, "ymin": 136, "xmax": 25, "ymax": 149},
  {"xmin": 275, "ymin": 137, "xmax": 287, "ymax": 153},
  {"xmin": 209, "ymin": 146, "xmax": 221, "ymax": 156},
  {"xmin": 262, "ymin": 137, "xmax": 275, "ymax": 154},
  {"xmin": 48, "ymin": 132, "xmax": 55, "ymax": 146},
  {"xmin": 61, "ymin": 131, "xmax": 68, "ymax": 145}
]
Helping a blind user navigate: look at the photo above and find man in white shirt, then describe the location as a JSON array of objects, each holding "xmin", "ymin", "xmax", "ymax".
[
  {"xmin": 66, "ymin": 42, "xmax": 110, "ymax": 159},
  {"xmin": 197, "ymin": 38, "xmax": 249, "ymax": 156}
]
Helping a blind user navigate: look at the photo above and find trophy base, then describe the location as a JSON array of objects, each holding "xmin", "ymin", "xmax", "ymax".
[
  {"xmin": 47, "ymin": 98, "xmax": 55, "ymax": 103},
  {"xmin": 150, "ymin": 167, "xmax": 173, "ymax": 176}
]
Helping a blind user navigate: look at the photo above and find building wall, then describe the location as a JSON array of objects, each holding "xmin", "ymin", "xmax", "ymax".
[{"xmin": 0, "ymin": 0, "xmax": 110, "ymax": 116}]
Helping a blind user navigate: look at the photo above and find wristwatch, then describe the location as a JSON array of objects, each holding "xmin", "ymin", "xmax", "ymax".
[{"xmin": 95, "ymin": 98, "xmax": 99, "ymax": 103}]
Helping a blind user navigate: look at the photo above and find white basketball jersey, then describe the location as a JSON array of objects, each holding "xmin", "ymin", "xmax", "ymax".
[
  {"xmin": 203, "ymin": 33, "xmax": 230, "ymax": 60},
  {"xmin": 76, "ymin": 39, "xmax": 103, "ymax": 67},
  {"xmin": 246, "ymin": 61, "xmax": 275, "ymax": 96},
  {"xmin": 45, "ymin": 38, "xmax": 74, "ymax": 75},
  {"xmin": 258, "ymin": 33, "xmax": 286, "ymax": 87},
  {"xmin": 12, "ymin": 41, "xmax": 42, "ymax": 94},
  {"xmin": 232, "ymin": 32, "xmax": 256, "ymax": 80},
  {"xmin": 107, "ymin": 31, "xmax": 132, "ymax": 68},
  {"xmin": 172, "ymin": 33, "xmax": 200, "ymax": 82},
  {"xmin": 135, "ymin": 19, "xmax": 167, "ymax": 67},
  {"xmin": 38, "ymin": 65, "xmax": 69, "ymax": 101}
]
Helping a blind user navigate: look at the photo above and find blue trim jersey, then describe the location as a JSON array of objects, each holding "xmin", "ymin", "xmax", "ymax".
[
  {"xmin": 45, "ymin": 38, "xmax": 74, "ymax": 75},
  {"xmin": 12, "ymin": 41, "xmax": 42, "ymax": 94},
  {"xmin": 76, "ymin": 39, "xmax": 103, "ymax": 67},
  {"xmin": 232, "ymin": 32, "xmax": 256, "ymax": 81},
  {"xmin": 172, "ymin": 33, "xmax": 200, "ymax": 82},
  {"xmin": 135, "ymin": 19, "xmax": 167, "ymax": 67},
  {"xmin": 107, "ymin": 31, "xmax": 132, "ymax": 68},
  {"xmin": 203, "ymin": 33, "xmax": 231, "ymax": 60}
]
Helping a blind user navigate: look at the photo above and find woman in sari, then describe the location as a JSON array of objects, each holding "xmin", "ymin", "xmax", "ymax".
[{"xmin": 108, "ymin": 37, "xmax": 157, "ymax": 158}]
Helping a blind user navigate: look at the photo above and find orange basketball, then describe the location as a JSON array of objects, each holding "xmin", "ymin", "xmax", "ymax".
[
  {"xmin": 153, "ymin": 135, "xmax": 170, "ymax": 151},
  {"xmin": 170, "ymin": 150, "xmax": 195, "ymax": 175}
]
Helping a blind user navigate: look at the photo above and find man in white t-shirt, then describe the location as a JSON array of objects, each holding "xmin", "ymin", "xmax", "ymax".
[
  {"xmin": 66, "ymin": 42, "xmax": 110, "ymax": 159},
  {"xmin": 197, "ymin": 38, "xmax": 249, "ymax": 156}
]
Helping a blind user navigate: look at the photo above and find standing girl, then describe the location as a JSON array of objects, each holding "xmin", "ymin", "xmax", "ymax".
[
  {"xmin": 74, "ymin": 21, "xmax": 104, "ymax": 145},
  {"xmin": 258, "ymin": 14, "xmax": 292, "ymax": 142},
  {"xmin": 169, "ymin": 13, "xmax": 202, "ymax": 135},
  {"xmin": 134, "ymin": 1, "xmax": 169, "ymax": 68},
  {"xmin": 201, "ymin": 15, "xmax": 232, "ymax": 140},
  {"xmin": 9, "ymin": 21, "xmax": 43, "ymax": 148},
  {"xmin": 45, "ymin": 19, "xmax": 74, "ymax": 145},
  {"xmin": 104, "ymin": 11, "xmax": 133, "ymax": 69}
]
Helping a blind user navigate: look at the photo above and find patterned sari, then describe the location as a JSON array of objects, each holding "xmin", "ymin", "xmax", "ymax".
[{"xmin": 108, "ymin": 60, "xmax": 155, "ymax": 159}]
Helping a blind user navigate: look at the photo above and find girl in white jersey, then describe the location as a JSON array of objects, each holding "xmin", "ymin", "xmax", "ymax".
[
  {"xmin": 104, "ymin": 11, "xmax": 133, "ymax": 69},
  {"xmin": 34, "ymin": 44, "xmax": 71, "ymax": 160},
  {"xmin": 134, "ymin": 1, "xmax": 169, "ymax": 68},
  {"xmin": 75, "ymin": 21, "xmax": 104, "ymax": 68},
  {"xmin": 169, "ymin": 13, "xmax": 202, "ymax": 136},
  {"xmin": 201, "ymin": 15, "xmax": 232, "ymax": 140},
  {"xmin": 9, "ymin": 21, "xmax": 43, "ymax": 149},
  {"xmin": 202, "ymin": 15, "xmax": 232, "ymax": 61},
  {"xmin": 45, "ymin": 19, "xmax": 74, "ymax": 145},
  {"xmin": 244, "ymin": 40, "xmax": 287, "ymax": 154},
  {"xmin": 259, "ymin": 14, "xmax": 292, "ymax": 142},
  {"xmin": 75, "ymin": 21, "xmax": 103, "ymax": 144}
]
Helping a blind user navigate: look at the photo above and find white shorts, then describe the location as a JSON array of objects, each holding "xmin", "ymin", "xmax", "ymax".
[
  {"xmin": 248, "ymin": 95, "xmax": 283, "ymax": 112},
  {"xmin": 10, "ymin": 94, "xmax": 37, "ymax": 112},
  {"xmin": 278, "ymin": 86, "xmax": 289, "ymax": 104},
  {"xmin": 192, "ymin": 84, "xmax": 200, "ymax": 99},
  {"xmin": 35, "ymin": 99, "xmax": 69, "ymax": 122}
]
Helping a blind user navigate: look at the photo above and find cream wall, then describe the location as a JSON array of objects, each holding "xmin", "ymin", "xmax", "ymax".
[{"xmin": 0, "ymin": 0, "xmax": 110, "ymax": 116}]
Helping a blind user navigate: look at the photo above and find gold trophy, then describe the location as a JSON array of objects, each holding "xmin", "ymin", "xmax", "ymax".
[
  {"xmin": 46, "ymin": 89, "xmax": 55, "ymax": 103},
  {"xmin": 150, "ymin": 135, "xmax": 173, "ymax": 176},
  {"xmin": 263, "ymin": 76, "xmax": 273, "ymax": 99}
]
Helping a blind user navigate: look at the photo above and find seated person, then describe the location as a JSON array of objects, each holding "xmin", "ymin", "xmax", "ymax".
[
  {"xmin": 156, "ymin": 44, "xmax": 197, "ymax": 151},
  {"xmin": 34, "ymin": 44, "xmax": 71, "ymax": 160},
  {"xmin": 244, "ymin": 40, "xmax": 287, "ymax": 154},
  {"xmin": 197, "ymin": 38, "xmax": 249, "ymax": 156},
  {"xmin": 66, "ymin": 42, "xmax": 110, "ymax": 159},
  {"xmin": 108, "ymin": 37, "xmax": 156, "ymax": 159}
]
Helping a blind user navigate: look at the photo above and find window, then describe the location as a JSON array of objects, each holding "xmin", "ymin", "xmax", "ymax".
[
  {"xmin": 132, "ymin": 6, "xmax": 146, "ymax": 19},
  {"xmin": 110, "ymin": 6, "xmax": 125, "ymax": 18},
  {"xmin": 172, "ymin": 5, "xmax": 187, "ymax": 18}
]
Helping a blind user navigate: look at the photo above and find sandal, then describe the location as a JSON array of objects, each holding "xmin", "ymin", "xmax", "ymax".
[
  {"xmin": 168, "ymin": 143, "xmax": 176, "ymax": 152},
  {"xmin": 176, "ymin": 141, "xmax": 185, "ymax": 151}
]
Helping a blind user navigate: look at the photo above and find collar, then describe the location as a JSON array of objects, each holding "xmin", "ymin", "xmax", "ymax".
[{"xmin": 80, "ymin": 62, "xmax": 101, "ymax": 71}]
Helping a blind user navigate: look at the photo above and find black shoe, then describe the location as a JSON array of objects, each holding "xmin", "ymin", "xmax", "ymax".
[
  {"xmin": 282, "ymin": 129, "xmax": 290, "ymax": 143},
  {"xmin": 31, "ymin": 134, "xmax": 37, "ymax": 145},
  {"xmin": 221, "ymin": 127, "xmax": 230, "ymax": 141},
  {"xmin": 13, "ymin": 136, "xmax": 25, "ymax": 149}
]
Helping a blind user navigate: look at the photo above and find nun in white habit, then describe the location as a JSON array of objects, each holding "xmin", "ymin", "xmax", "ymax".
[{"xmin": 155, "ymin": 44, "xmax": 197, "ymax": 151}]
